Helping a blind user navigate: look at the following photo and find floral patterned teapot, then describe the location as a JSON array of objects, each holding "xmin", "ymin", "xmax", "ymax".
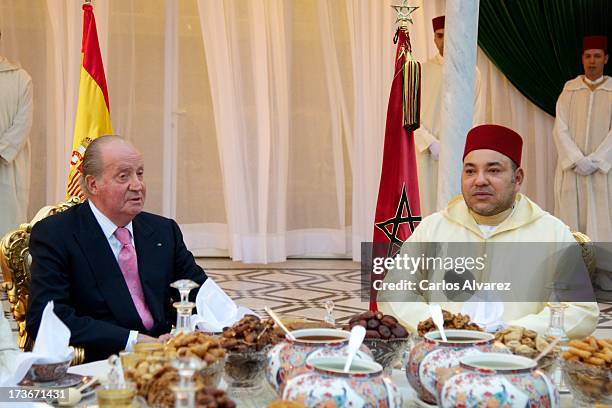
[
  {"xmin": 436, "ymin": 353, "xmax": 559, "ymax": 408},
  {"xmin": 407, "ymin": 329, "xmax": 508, "ymax": 404},
  {"xmin": 282, "ymin": 356, "xmax": 402, "ymax": 408},
  {"xmin": 266, "ymin": 328, "xmax": 373, "ymax": 393}
]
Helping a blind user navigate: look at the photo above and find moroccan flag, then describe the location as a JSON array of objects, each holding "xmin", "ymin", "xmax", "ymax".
[
  {"xmin": 66, "ymin": 3, "xmax": 113, "ymax": 199},
  {"xmin": 370, "ymin": 29, "xmax": 422, "ymax": 311}
]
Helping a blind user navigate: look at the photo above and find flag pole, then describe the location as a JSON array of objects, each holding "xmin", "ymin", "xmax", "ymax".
[
  {"xmin": 369, "ymin": 1, "xmax": 422, "ymax": 311},
  {"xmin": 391, "ymin": 0, "xmax": 418, "ymax": 29},
  {"xmin": 66, "ymin": 0, "xmax": 113, "ymax": 199}
]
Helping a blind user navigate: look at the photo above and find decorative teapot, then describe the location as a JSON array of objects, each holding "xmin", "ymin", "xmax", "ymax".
[
  {"xmin": 436, "ymin": 353, "xmax": 559, "ymax": 407},
  {"xmin": 407, "ymin": 329, "xmax": 508, "ymax": 404},
  {"xmin": 282, "ymin": 357, "xmax": 402, "ymax": 408},
  {"xmin": 266, "ymin": 328, "xmax": 372, "ymax": 392}
]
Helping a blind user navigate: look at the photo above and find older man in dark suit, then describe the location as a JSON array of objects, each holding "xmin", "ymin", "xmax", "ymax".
[{"xmin": 26, "ymin": 135, "xmax": 207, "ymax": 361}]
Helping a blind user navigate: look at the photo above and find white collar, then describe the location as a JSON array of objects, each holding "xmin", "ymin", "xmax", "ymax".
[
  {"xmin": 88, "ymin": 200, "xmax": 134, "ymax": 240},
  {"xmin": 584, "ymin": 75, "xmax": 605, "ymax": 85}
]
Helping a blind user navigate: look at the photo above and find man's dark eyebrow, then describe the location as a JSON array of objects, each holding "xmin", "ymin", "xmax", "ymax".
[{"xmin": 463, "ymin": 161, "xmax": 505, "ymax": 168}]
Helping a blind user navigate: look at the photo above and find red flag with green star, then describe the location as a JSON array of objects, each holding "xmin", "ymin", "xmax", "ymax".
[{"xmin": 370, "ymin": 28, "xmax": 422, "ymax": 311}]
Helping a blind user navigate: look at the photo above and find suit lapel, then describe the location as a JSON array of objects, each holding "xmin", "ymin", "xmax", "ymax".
[
  {"xmin": 75, "ymin": 203, "xmax": 146, "ymax": 332},
  {"xmin": 132, "ymin": 215, "xmax": 166, "ymax": 327}
]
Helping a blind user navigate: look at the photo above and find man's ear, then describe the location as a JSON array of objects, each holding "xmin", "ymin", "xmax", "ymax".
[
  {"xmin": 514, "ymin": 167, "xmax": 524, "ymax": 190},
  {"xmin": 85, "ymin": 174, "xmax": 98, "ymax": 195}
]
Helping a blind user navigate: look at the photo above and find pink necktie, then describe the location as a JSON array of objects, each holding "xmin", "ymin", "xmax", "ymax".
[{"xmin": 114, "ymin": 227, "xmax": 154, "ymax": 330}]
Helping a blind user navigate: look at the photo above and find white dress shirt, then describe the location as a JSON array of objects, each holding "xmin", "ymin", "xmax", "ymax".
[{"xmin": 88, "ymin": 201, "xmax": 140, "ymax": 351}]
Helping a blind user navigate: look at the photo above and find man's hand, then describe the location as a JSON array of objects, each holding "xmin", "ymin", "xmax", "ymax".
[
  {"xmin": 574, "ymin": 157, "xmax": 598, "ymax": 176},
  {"xmin": 429, "ymin": 140, "xmax": 440, "ymax": 161},
  {"xmin": 136, "ymin": 333, "xmax": 159, "ymax": 343},
  {"xmin": 158, "ymin": 333, "xmax": 173, "ymax": 343}
]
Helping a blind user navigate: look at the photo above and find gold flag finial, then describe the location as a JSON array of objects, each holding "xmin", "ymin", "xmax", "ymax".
[{"xmin": 391, "ymin": 0, "xmax": 418, "ymax": 27}]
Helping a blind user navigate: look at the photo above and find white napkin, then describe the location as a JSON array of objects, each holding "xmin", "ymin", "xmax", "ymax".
[
  {"xmin": 32, "ymin": 301, "xmax": 72, "ymax": 363},
  {"xmin": 0, "ymin": 301, "xmax": 73, "ymax": 386},
  {"xmin": 461, "ymin": 298, "xmax": 506, "ymax": 333},
  {"xmin": 190, "ymin": 278, "xmax": 256, "ymax": 332}
]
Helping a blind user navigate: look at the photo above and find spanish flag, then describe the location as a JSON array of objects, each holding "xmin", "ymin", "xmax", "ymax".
[{"xmin": 66, "ymin": 3, "xmax": 113, "ymax": 199}]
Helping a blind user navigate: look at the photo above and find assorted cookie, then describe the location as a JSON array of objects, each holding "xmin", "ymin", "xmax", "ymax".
[
  {"xmin": 166, "ymin": 332, "xmax": 226, "ymax": 364},
  {"xmin": 125, "ymin": 359, "xmax": 234, "ymax": 408},
  {"xmin": 562, "ymin": 336, "xmax": 612, "ymax": 368},
  {"xmin": 561, "ymin": 337, "xmax": 612, "ymax": 400},
  {"xmin": 220, "ymin": 315, "xmax": 284, "ymax": 352},
  {"xmin": 417, "ymin": 310, "xmax": 482, "ymax": 336},
  {"xmin": 494, "ymin": 326, "xmax": 556, "ymax": 358}
]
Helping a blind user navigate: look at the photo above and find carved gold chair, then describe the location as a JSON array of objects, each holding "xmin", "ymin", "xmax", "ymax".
[
  {"xmin": 0, "ymin": 197, "xmax": 85, "ymax": 365},
  {"xmin": 572, "ymin": 231, "xmax": 596, "ymax": 279}
]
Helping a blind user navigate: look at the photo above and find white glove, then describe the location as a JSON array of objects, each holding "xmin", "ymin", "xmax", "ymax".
[
  {"xmin": 574, "ymin": 157, "xmax": 598, "ymax": 176},
  {"xmin": 428, "ymin": 140, "xmax": 440, "ymax": 161}
]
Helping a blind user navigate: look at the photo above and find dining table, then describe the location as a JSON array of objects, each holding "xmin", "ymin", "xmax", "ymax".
[{"xmin": 49, "ymin": 359, "xmax": 575, "ymax": 408}]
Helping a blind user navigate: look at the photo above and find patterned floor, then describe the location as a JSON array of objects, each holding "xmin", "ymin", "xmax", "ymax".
[
  {"xmin": 199, "ymin": 258, "xmax": 612, "ymax": 338},
  {"xmin": 3, "ymin": 259, "xmax": 609, "ymax": 338},
  {"xmin": 200, "ymin": 259, "xmax": 365, "ymax": 323}
]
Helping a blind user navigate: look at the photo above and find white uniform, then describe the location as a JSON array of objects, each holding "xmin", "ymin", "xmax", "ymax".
[
  {"xmin": 0, "ymin": 302, "xmax": 19, "ymax": 385},
  {"xmin": 0, "ymin": 56, "xmax": 32, "ymax": 237},
  {"xmin": 553, "ymin": 75, "xmax": 612, "ymax": 289}
]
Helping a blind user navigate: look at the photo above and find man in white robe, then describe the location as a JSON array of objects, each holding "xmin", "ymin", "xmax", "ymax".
[
  {"xmin": 379, "ymin": 124, "xmax": 599, "ymax": 338},
  {"xmin": 553, "ymin": 35, "xmax": 611, "ymax": 290},
  {"xmin": 414, "ymin": 16, "xmax": 483, "ymax": 216},
  {"xmin": 0, "ymin": 302, "xmax": 19, "ymax": 384},
  {"xmin": 0, "ymin": 30, "xmax": 33, "ymax": 238}
]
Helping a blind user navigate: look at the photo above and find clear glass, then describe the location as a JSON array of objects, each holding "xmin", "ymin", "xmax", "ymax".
[
  {"xmin": 363, "ymin": 337, "xmax": 412, "ymax": 377},
  {"xmin": 107, "ymin": 355, "xmax": 123, "ymax": 387},
  {"xmin": 545, "ymin": 302, "xmax": 569, "ymax": 393},
  {"xmin": 97, "ymin": 355, "xmax": 135, "ymax": 408},
  {"xmin": 173, "ymin": 302, "xmax": 196, "ymax": 335},
  {"xmin": 562, "ymin": 358, "xmax": 612, "ymax": 407},
  {"xmin": 170, "ymin": 279, "xmax": 200, "ymax": 335},
  {"xmin": 323, "ymin": 300, "xmax": 335, "ymax": 326},
  {"xmin": 224, "ymin": 347, "xmax": 270, "ymax": 395},
  {"xmin": 171, "ymin": 356, "xmax": 202, "ymax": 408},
  {"xmin": 170, "ymin": 279, "xmax": 200, "ymax": 303},
  {"xmin": 96, "ymin": 386, "xmax": 135, "ymax": 408}
]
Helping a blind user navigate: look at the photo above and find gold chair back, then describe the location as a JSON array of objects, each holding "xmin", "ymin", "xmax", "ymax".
[
  {"xmin": 572, "ymin": 231, "xmax": 596, "ymax": 279},
  {"xmin": 0, "ymin": 197, "xmax": 83, "ymax": 362}
]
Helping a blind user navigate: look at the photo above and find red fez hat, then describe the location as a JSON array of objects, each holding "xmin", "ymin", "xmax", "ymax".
[
  {"xmin": 432, "ymin": 16, "xmax": 445, "ymax": 32},
  {"xmin": 463, "ymin": 124, "xmax": 523, "ymax": 166},
  {"xmin": 583, "ymin": 35, "xmax": 608, "ymax": 53}
]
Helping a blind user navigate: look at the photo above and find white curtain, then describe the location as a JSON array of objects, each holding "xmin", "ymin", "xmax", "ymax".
[
  {"xmin": 1, "ymin": 0, "xmax": 558, "ymax": 263},
  {"xmin": 477, "ymin": 51, "xmax": 556, "ymax": 209}
]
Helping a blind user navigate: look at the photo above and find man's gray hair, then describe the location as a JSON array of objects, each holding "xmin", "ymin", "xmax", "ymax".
[
  {"xmin": 510, "ymin": 161, "xmax": 519, "ymax": 183},
  {"xmin": 79, "ymin": 135, "xmax": 125, "ymax": 196}
]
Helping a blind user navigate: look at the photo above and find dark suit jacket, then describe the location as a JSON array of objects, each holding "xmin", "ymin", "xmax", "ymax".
[{"xmin": 26, "ymin": 202, "xmax": 207, "ymax": 362}]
